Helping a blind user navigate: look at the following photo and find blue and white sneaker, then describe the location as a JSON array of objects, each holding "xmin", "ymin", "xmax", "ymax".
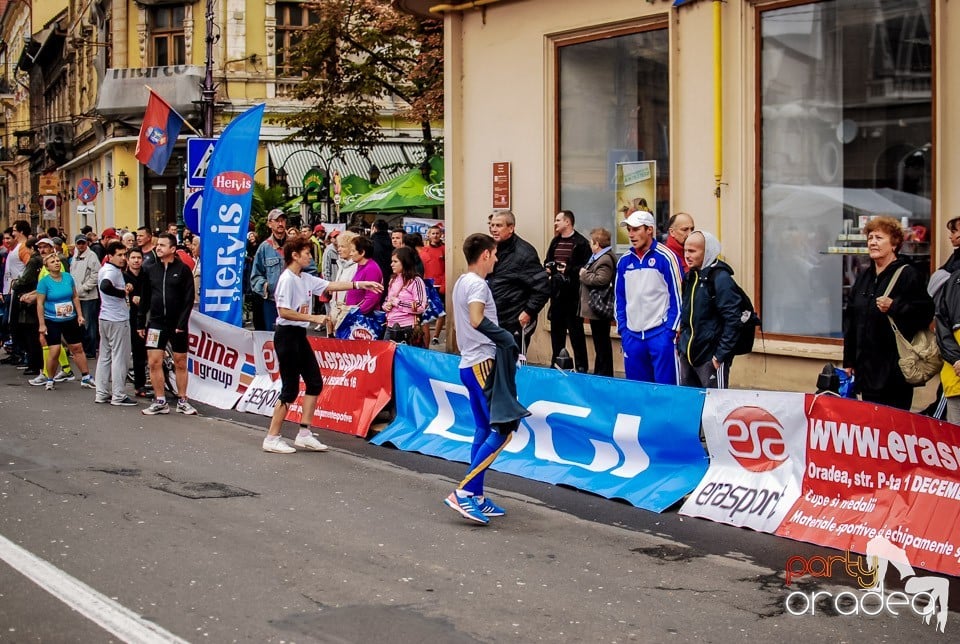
[
  {"xmin": 443, "ymin": 492, "xmax": 489, "ymax": 525},
  {"xmin": 475, "ymin": 495, "xmax": 506, "ymax": 517}
]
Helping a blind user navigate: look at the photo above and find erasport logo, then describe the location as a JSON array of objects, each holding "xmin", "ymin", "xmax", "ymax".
[
  {"xmin": 784, "ymin": 536, "xmax": 949, "ymax": 633},
  {"xmin": 724, "ymin": 406, "xmax": 788, "ymax": 472}
]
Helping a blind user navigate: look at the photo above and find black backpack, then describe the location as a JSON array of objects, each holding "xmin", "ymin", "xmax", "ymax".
[{"xmin": 705, "ymin": 272, "xmax": 761, "ymax": 356}]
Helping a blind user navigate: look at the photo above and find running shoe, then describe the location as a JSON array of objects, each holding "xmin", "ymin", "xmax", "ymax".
[
  {"xmin": 79, "ymin": 376, "xmax": 96, "ymax": 389},
  {"xmin": 111, "ymin": 396, "xmax": 138, "ymax": 407},
  {"xmin": 44, "ymin": 380, "xmax": 54, "ymax": 391},
  {"xmin": 262, "ymin": 436, "xmax": 296, "ymax": 454},
  {"xmin": 142, "ymin": 400, "xmax": 170, "ymax": 415},
  {"xmin": 443, "ymin": 492, "xmax": 489, "ymax": 525},
  {"xmin": 52, "ymin": 369, "xmax": 75, "ymax": 382},
  {"xmin": 95, "ymin": 396, "xmax": 110, "ymax": 404},
  {"xmin": 176, "ymin": 400, "xmax": 198, "ymax": 415},
  {"xmin": 475, "ymin": 496, "xmax": 506, "ymax": 517},
  {"xmin": 28, "ymin": 374, "xmax": 48, "ymax": 386},
  {"xmin": 293, "ymin": 433, "xmax": 329, "ymax": 452}
]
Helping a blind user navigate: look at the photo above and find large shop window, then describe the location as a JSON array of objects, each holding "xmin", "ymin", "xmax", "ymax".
[
  {"xmin": 558, "ymin": 28, "xmax": 669, "ymax": 247},
  {"xmin": 760, "ymin": 1, "xmax": 932, "ymax": 338}
]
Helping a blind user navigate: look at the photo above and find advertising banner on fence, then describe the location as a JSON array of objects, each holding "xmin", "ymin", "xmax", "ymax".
[
  {"xmin": 283, "ymin": 337, "xmax": 395, "ymax": 438},
  {"xmin": 185, "ymin": 312, "xmax": 257, "ymax": 409},
  {"xmin": 679, "ymin": 390, "xmax": 807, "ymax": 532},
  {"xmin": 372, "ymin": 346, "xmax": 708, "ymax": 512},
  {"xmin": 777, "ymin": 395, "xmax": 960, "ymax": 576},
  {"xmin": 234, "ymin": 331, "xmax": 282, "ymax": 416}
]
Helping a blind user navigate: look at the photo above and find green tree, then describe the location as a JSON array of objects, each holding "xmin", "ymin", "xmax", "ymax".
[
  {"xmin": 251, "ymin": 182, "xmax": 288, "ymax": 240},
  {"xmin": 283, "ymin": 0, "xmax": 442, "ymax": 156}
]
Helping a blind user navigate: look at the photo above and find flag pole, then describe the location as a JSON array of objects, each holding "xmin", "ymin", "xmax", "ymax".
[{"xmin": 143, "ymin": 85, "xmax": 204, "ymax": 137}]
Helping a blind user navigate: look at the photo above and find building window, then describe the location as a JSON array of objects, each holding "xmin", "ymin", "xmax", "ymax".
[
  {"xmin": 276, "ymin": 2, "xmax": 319, "ymax": 76},
  {"xmin": 151, "ymin": 5, "xmax": 186, "ymax": 67},
  {"xmin": 759, "ymin": 0, "xmax": 932, "ymax": 339},
  {"xmin": 557, "ymin": 27, "xmax": 670, "ymax": 250}
]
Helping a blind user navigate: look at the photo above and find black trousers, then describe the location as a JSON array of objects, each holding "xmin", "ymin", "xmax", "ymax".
[
  {"xmin": 550, "ymin": 303, "xmax": 588, "ymax": 373},
  {"xmin": 130, "ymin": 322, "xmax": 148, "ymax": 389},
  {"xmin": 588, "ymin": 318, "xmax": 614, "ymax": 377}
]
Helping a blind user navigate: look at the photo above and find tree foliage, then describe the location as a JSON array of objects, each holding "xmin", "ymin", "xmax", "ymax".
[{"xmin": 283, "ymin": 0, "xmax": 443, "ymax": 156}]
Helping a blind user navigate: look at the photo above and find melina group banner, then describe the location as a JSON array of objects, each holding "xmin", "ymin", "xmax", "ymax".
[
  {"xmin": 186, "ymin": 312, "xmax": 392, "ymax": 437},
  {"xmin": 680, "ymin": 389, "xmax": 960, "ymax": 576},
  {"xmin": 372, "ymin": 345, "xmax": 709, "ymax": 513}
]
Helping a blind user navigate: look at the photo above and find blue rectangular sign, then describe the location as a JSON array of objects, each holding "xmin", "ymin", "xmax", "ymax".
[
  {"xmin": 372, "ymin": 346, "xmax": 709, "ymax": 513},
  {"xmin": 187, "ymin": 137, "xmax": 218, "ymax": 188}
]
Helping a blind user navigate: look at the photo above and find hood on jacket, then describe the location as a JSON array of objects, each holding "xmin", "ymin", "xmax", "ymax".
[{"xmin": 688, "ymin": 230, "xmax": 722, "ymax": 270}]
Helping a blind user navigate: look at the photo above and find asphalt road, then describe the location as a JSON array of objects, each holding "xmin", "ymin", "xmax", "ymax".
[{"xmin": 0, "ymin": 363, "xmax": 955, "ymax": 643}]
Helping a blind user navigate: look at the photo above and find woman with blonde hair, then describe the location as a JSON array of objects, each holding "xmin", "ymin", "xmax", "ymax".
[{"xmin": 843, "ymin": 216, "xmax": 933, "ymax": 410}]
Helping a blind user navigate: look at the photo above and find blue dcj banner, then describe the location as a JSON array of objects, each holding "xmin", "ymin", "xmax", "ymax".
[
  {"xmin": 372, "ymin": 346, "xmax": 709, "ymax": 512},
  {"xmin": 198, "ymin": 104, "xmax": 265, "ymax": 327}
]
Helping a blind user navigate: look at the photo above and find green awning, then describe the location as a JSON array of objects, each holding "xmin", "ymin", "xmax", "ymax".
[{"xmin": 341, "ymin": 157, "xmax": 444, "ymax": 213}]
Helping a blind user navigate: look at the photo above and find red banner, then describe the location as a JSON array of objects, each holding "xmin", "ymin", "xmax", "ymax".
[
  {"xmin": 284, "ymin": 338, "xmax": 395, "ymax": 437},
  {"xmin": 777, "ymin": 395, "xmax": 960, "ymax": 576}
]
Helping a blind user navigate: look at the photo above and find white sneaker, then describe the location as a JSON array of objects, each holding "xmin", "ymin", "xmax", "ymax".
[
  {"xmin": 262, "ymin": 436, "xmax": 296, "ymax": 454},
  {"xmin": 294, "ymin": 433, "xmax": 329, "ymax": 452},
  {"xmin": 53, "ymin": 369, "xmax": 75, "ymax": 382},
  {"xmin": 176, "ymin": 400, "xmax": 198, "ymax": 415},
  {"xmin": 28, "ymin": 374, "xmax": 48, "ymax": 386},
  {"xmin": 44, "ymin": 380, "xmax": 54, "ymax": 391},
  {"xmin": 79, "ymin": 376, "xmax": 96, "ymax": 389}
]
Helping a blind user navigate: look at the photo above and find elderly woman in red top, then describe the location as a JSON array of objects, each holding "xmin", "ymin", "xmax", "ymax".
[{"xmin": 382, "ymin": 247, "xmax": 428, "ymax": 344}]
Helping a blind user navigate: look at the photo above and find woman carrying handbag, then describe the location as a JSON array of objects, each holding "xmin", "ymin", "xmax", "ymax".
[{"xmin": 578, "ymin": 228, "xmax": 616, "ymax": 377}]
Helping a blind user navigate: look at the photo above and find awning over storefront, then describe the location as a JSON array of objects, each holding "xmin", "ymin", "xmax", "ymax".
[
  {"xmin": 96, "ymin": 66, "xmax": 205, "ymax": 117},
  {"xmin": 341, "ymin": 156, "xmax": 444, "ymax": 213},
  {"xmin": 267, "ymin": 142, "xmax": 425, "ymax": 195}
]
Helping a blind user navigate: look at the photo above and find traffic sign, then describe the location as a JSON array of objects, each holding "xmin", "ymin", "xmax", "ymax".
[
  {"xmin": 184, "ymin": 189, "xmax": 204, "ymax": 233},
  {"xmin": 76, "ymin": 177, "xmax": 98, "ymax": 204},
  {"xmin": 187, "ymin": 137, "xmax": 217, "ymax": 188}
]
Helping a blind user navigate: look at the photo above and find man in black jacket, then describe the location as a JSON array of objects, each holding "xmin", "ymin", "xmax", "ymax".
[
  {"xmin": 544, "ymin": 210, "xmax": 591, "ymax": 372},
  {"xmin": 137, "ymin": 233, "xmax": 197, "ymax": 416},
  {"xmin": 677, "ymin": 230, "xmax": 742, "ymax": 388},
  {"xmin": 370, "ymin": 219, "xmax": 393, "ymax": 285},
  {"xmin": 487, "ymin": 211, "xmax": 550, "ymax": 352}
]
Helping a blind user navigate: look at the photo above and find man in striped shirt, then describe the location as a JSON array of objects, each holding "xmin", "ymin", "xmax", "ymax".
[{"xmin": 614, "ymin": 211, "xmax": 683, "ymax": 384}]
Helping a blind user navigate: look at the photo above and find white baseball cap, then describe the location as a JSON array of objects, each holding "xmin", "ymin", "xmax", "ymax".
[{"xmin": 620, "ymin": 210, "xmax": 656, "ymax": 228}]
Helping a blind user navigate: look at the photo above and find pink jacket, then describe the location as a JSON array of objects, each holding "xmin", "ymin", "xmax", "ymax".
[{"xmin": 383, "ymin": 275, "xmax": 427, "ymax": 327}]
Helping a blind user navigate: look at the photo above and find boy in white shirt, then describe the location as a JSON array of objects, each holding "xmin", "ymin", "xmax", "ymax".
[{"xmin": 263, "ymin": 237, "xmax": 383, "ymax": 454}]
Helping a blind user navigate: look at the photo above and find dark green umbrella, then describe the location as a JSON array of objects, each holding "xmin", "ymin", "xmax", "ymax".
[{"xmin": 341, "ymin": 157, "xmax": 444, "ymax": 213}]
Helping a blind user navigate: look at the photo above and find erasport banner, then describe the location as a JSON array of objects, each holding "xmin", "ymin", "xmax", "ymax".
[
  {"xmin": 283, "ymin": 337, "xmax": 395, "ymax": 438},
  {"xmin": 185, "ymin": 312, "xmax": 257, "ymax": 409},
  {"xmin": 372, "ymin": 346, "xmax": 708, "ymax": 512},
  {"xmin": 777, "ymin": 394, "xmax": 960, "ymax": 576},
  {"xmin": 679, "ymin": 390, "xmax": 807, "ymax": 532}
]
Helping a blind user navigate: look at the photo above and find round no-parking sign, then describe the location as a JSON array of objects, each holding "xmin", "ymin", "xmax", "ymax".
[{"xmin": 77, "ymin": 178, "xmax": 98, "ymax": 204}]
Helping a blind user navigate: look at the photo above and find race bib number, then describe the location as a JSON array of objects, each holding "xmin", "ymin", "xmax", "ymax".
[
  {"xmin": 145, "ymin": 328, "xmax": 161, "ymax": 349},
  {"xmin": 54, "ymin": 302, "xmax": 74, "ymax": 318}
]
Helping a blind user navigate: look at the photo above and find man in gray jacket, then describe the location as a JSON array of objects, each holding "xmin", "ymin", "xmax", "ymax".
[{"xmin": 70, "ymin": 235, "xmax": 101, "ymax": 358}]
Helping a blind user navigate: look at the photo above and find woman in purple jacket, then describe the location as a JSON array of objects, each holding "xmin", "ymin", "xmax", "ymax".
[{"xmin": 343, "ymin": 235, "xmax": 383, "ymax": 314}]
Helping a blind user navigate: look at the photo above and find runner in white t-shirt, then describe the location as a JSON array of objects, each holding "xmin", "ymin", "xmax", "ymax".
[
  {"xmin": 262, "ymin": 237, "xmax": 383, "ymax": 454},
  {"xmin": 444, "ymin": 233, "xmax": 514, "ymax": 525}
]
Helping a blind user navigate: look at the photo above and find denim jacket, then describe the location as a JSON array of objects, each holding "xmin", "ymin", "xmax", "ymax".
[{"xmin": 250, "ymin": 238, "xmax": 284, "ymax": 301}]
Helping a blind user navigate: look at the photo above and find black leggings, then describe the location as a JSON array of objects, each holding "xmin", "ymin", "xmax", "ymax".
[{"xmin": 274, "ymin": 325, "xmax": 323, "ymax": 403}]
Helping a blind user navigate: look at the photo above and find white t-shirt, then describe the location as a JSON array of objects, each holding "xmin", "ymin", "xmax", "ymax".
[
  {"xmin": 274, "ymin": 268, "xmax": 330, "ymax": 328},
  {"xmin": 452, "ymin": 271, "xmax": 497, "ymax": 368},
  {"xmin": 98, "ymin": 262, "xmax": 129, "ymax": 323},
  {"xmin": 3, "ymin": 242, "xmax": 24, "ymax": 294}
]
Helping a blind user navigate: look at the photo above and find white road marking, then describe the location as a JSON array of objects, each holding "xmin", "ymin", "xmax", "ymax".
[{"xmin": 0, "ymin": 533, "xmax": 189, "ymax": 643}]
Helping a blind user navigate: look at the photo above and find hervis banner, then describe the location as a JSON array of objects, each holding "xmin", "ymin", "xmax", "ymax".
[{"xmin": 198, "ymin": 104, "xmax": 265, "ymax": 327}]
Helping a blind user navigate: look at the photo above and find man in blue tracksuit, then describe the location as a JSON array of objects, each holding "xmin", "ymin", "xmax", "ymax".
[{"xmin": 614, "ymin": 210, "xmax": 683, "ymax": 384}]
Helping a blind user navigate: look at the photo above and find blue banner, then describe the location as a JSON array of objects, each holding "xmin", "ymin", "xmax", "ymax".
[
  {"xmin": 372, "ymin": 346, "xmax": 709, "ymax": 512},
  {"xmin": 198, "ymin": 104, "xmax": 265, "ymax": 327}
]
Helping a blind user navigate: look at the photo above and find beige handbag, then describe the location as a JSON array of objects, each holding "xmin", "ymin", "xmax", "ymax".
[{"xmin": 883, "ymin": 266, "xmax": 940, "ymax": 385}]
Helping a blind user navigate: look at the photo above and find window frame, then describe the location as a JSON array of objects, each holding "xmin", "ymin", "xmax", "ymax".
[
  {"xmin": 276, "ymin": 1, "xmax": 319, "ymax": 78},
  {"xmin": 150, "ymin": 5, "xmax": 186, "ymax": 67},
  {"xmin": 752, "ymin": 0, "xmax": 938, "ymax": 346},
  {"xmin": 552, "ymin": 17, "xmax": 671, "ymax": 243}
]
